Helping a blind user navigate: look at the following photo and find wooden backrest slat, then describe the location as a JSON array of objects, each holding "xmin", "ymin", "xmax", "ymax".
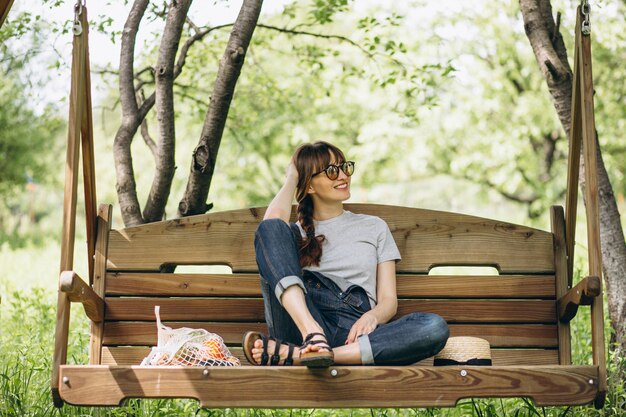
[
  {"xmin": 106, "ymin": 204, "xmax": 554, "ymax": 274},
  {"xmin": 102, "ymin": 322, "xmax": 557, "ymax": 348},
  {"xmin": 106, "ymin": 273, "xmax": 556, "ymax": 299},
  {"xmin": 104, "ymin": 298, "xmax": 556, "ymax": 323},
  {"xmin": 100, "ymin": 346, "xmax": 559, "ymax": 366}
]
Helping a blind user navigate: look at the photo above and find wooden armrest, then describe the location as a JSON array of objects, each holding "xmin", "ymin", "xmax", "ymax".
[
  {"xmin": 557, "ymin": 275, "xmax": 601, "ymax": 323},
  {"xmin": 59, "ymin": 271, "xmax": 104, "ymax": 323}
]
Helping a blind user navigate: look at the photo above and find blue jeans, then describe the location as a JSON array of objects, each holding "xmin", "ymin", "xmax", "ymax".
[{"xmin": 254, "ymin": 218, "xmax": 449, "ymax": 365}]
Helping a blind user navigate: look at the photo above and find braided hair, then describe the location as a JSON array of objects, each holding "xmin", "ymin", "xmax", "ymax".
[{"xmin": 293, "ymin": 141, "xmax": 347, "ymax": 267}]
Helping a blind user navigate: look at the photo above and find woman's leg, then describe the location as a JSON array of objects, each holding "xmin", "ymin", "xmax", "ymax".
[
  {"xmin": 362, "ymin": 313, "xmax": 449, "ymax": 365},
  {"xmin": 304, "ymin": 277, "xmax": 374, "ymax": 364},
  {"xmin": 254, "ymin": 219, "xmax": 331, "ymax": 358}
]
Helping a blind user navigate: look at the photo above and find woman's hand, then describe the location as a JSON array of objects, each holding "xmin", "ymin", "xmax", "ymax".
[
  {"xmin": 345, "ymin": 312, "xmax": 378, "ymax": 345},
  {"xmin": 263, "ymin": 159, "xmax": 299, "ymax": 221},
  {"xmin": 285, "ymin": 160, "xmax": 298, "ymax": 185}
]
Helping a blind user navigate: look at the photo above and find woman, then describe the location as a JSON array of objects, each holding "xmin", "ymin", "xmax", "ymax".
[{"xmin": 243, "ymin": 141, "xmax": 449, "ymax": 367}]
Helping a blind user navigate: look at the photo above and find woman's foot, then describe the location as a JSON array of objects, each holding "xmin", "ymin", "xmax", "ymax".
[
  {"xmin": 252, "ymin": 337, "xmax": 301, "ymax": 366},
  {"xmin": 300, "ymin": 332, "xmax": 334, "ymax": 368},
  {"xmin": 242, "ymin": 331, "xmax": 298, "ymax": 366}
]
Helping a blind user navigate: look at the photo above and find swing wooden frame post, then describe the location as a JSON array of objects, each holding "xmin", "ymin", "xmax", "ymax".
[
  {"xmin": 0, "ymin": 0, "xmax": 15, "ymax": 28},
  {"xmin": 563, "ymin": 5, "xmax": 606, "ymax": 408},
  {"xmin": 51, "ymin": 4, "xmax": 97, "ymax": 406},
  {"xmin": 52, "ymin": 3, "xmax": 607, "ymax": 411}
]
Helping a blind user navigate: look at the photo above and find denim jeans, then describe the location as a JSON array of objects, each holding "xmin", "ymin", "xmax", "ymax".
[{"xmin": 254, "ymin": 218, "xmax": 449, "ymax": 365}]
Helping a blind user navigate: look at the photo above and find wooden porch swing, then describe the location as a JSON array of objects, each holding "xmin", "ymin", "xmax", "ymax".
[{"xmin": 52, "ymin": 1, "xmax": 607, "ymax": 409}]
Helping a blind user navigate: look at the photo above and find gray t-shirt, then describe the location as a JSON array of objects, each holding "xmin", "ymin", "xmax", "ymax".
[{"xmin": 295, "ymin": 210, "xmax": 401, "ymax": 306}]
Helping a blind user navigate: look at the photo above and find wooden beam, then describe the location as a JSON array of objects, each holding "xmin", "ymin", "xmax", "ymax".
[
  {"xmin": 551, "ymin": 206, "xmax": 571, "ymax": 364},
  {"xmin": 0, "ymin": 0, "xmax": 14, "ymax": 29},
  {"xmin": 80, "ymin": 15, "xmax": 97, "ymax": 284},
  {"xmin": 103, "ymin": 298, "xmax": 557, "ymax": 324},
  {"xmin": 101, "ymin": 346, "xmax": 561, "ymax": 367},
  {"xmin": 101, "ymin": 322, "xmax": 558, "ymax": 348},
  {"xmin": 106, "ymin": 273, "xmax": 556, "ymax": 299},
  {"xmin": 564, "ymin": 10, "xmax": 583, "ymax": 287},
  {"xmin": 578, "ymin": 11, "xmax": 607, "ymax": 406},
  {"xmin": 53, "ymin": 8, "xmax": 89, "ymax": 406},
  {"xmin": 58, "ymin": 365, "xmax": 599, "ymax": 408},
  {"xmin": 59, "ymin": 271, "xmax": 104, "ymax": 323},
  {"xmin": 557, "ymin": 276, "xmax": 601, "ymax": 323},
  {"xmin": 89, "ymin": 204, "xmax": 112, "ymax": 366}
]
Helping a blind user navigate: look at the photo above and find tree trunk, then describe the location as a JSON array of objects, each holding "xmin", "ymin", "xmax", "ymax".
[
  {"xmin": 113, "ymin": 0, "xmax": 150, "ymax": 227},
  {"xmin": 520, "ymin": 0, "xmax": 626, "ymax": 354},
  {"xmin": 178, "ymin": 0, "xmax": 264, "ymax": 217},
  {"xmin": 142, "ymin": 0, "xmax": 193, "ymax": 222}
]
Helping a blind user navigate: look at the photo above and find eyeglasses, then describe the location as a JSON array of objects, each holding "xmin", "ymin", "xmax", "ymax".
[{"xmin": 312, "ymin": 161, "xmax": 355, "ymax": 180}]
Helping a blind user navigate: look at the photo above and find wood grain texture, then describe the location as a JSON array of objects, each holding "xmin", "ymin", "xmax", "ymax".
[
  {"xmin": 106, "ymin": 204, "xmax": 554, "ymax": 273},
  {"xmin": 58, "ymin": 365, "xmax": 598, "ymax": 407},
  {"xmin": 59, "ymin": 271, "xmax": 103, "ymax": 323},
  {"xmin": 90, "ymin": 205, "xmax": 112, "ymax": 365},
  {"xmin": 579, "ymin": 20, "xmax": 607, "ymax": 404},
  {"xmin": 0, "ymin": 0, "xmax": 15, "ymax": 29},
  {"xmin": 101, "ymin": 346, "xmax": 560, "ymax": 366},
  {"xmin": 106, "ymin": 272, "xmax": 556, "ymax": 299},
  {"xmin": 551, "ymin": 206, "xmax": 572, "ymax": 365},
  {"xmin": 102, "ymin": 322, "xmax": 557, "ymax": 348},
  {"xmin": 558, "ymin": 276, "xmax": 601, "ymax": 323},
  {"xmin": 565, "ymin": 10, "xmax": 583, "ymax": 286},
  {"xmin": 80, "ymin": 31, "xmax": 97, "ymax": 283},
  {"xmin": 102, "ymin": 322, "xmax": 268, "ymax": 345},
  {"xmin": 53, "ymin": 11, "xmax": 89, "ymax": 404},
  {"xmin": 104, "ymin": 298, "xmax": 556, "ymax": 323}
]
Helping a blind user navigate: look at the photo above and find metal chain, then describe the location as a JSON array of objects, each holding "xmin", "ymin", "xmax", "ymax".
[
  {"xmin": 72, "ymin": 0, "xmax": 86, "ymax": 36},
  {"xmin": 581, "ymin": 0, "xmax": 591, "ymax": 36}
]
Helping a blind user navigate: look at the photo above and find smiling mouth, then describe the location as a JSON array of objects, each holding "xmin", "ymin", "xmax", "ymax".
[{"xmin": 334, "ymin": 183, "xmax": 349, "ymax": 190}]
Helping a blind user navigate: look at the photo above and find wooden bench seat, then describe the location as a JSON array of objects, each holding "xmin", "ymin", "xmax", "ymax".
[{"xmin": 54, "ymin": 203, "xmax": 603, "ymax": 408}]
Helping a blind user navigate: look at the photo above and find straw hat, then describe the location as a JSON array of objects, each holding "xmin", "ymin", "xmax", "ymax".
[{"xmin": 433, "ymin": 337, "xmax": 492, "ymax": 366}]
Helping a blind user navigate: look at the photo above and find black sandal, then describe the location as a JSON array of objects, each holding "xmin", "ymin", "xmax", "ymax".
[
  {"xmin": 299, "ymin": 332, "xmax": 334, "ymax": 368},
  {"xmin": 242, "ymin": 331, "xmax": 295, "ymax": 366}
]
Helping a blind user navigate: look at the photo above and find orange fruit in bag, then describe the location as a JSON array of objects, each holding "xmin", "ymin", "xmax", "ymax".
[{"xmin": 203, "ymin": 336, "xmax": 227, "ymax": 360}]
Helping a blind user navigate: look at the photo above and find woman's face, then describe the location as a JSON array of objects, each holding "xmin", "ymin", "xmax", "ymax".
[{"xmin": 307, "ymin": 154, "xmax": 352, "ymax": 203}]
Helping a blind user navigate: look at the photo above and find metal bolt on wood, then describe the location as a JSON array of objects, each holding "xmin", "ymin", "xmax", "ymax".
[
  {"xmin": 330, "ymin": 369, "xmax": 338, "ymax": 377},
  {"xmin": 63, "ymin": 376, "xmax": 70, "ymax": 385},
  {"xmin": 460, "ymin": 370, "xmax": 467, "ymax": 377},
  {"xmin": 203, "ymin": 369, "xmax": 210, "ymax": 377}
]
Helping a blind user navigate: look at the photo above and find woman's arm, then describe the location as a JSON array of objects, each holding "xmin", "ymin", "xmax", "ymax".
[
  {"xmin": 264, "ymin": 162, "xmax": 299, "ymax": 222},
  {"xmin": 345, "ymin": 260, "xmax": 398, "ymax": 344}
]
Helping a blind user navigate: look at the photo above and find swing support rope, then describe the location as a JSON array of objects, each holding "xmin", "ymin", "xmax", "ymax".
[
  {"xmin": 52, "ymin": 0, "xmax": 97, "ymax": 406},
  {"xmin": 564, "ymin": 1, "xmax": 607, "ymax": 408}
]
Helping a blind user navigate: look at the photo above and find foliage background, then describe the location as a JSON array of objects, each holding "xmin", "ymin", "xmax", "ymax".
[{"xmin": 1, "ymin": 0, "xmax": 625, "ymax": 415}]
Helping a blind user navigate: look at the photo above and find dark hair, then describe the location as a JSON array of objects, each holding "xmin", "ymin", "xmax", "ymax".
[{"xmin": 293, "ymin": 141, "xmax": 347, "ymax": 267}]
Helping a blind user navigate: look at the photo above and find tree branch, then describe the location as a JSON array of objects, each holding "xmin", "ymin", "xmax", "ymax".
[
  {"xmin": 142, "ymin": 0, "xmax": 193, "ymax": 223},
  {"xmin": 138, "ymin": 90, "xmax": 158, "ymax": 158},
  {"xmin": 174, "ymin": 23, "xmax": 233, "ymax": 78},
  {"xmin": 464, "ymin": 173, "xmax": 538, "ymax": 205},
  {"xmin": 113, "ymin": 0, "xmax": 150, "ymax": 227},
  {"xmin": 519, "ymin": 0, "xmax": 572, "ymax": 132},
  {"xmin": 178, "ymin": 0, "xmax": 263, "ymax": 216},
  {"xmin": 140, "ymin": 118, "xmax": 158, "ymax": 157},
  {"xmin": 256, "ymin": 23, "xmax": 375, "ymax": 59},
  {"xmin": 185, "ymin": 16, "xmax": 201, "ymax": 34},
  {"xmin": 136, "ymin": 23, "xmax": 232, "ymax": 124}
]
